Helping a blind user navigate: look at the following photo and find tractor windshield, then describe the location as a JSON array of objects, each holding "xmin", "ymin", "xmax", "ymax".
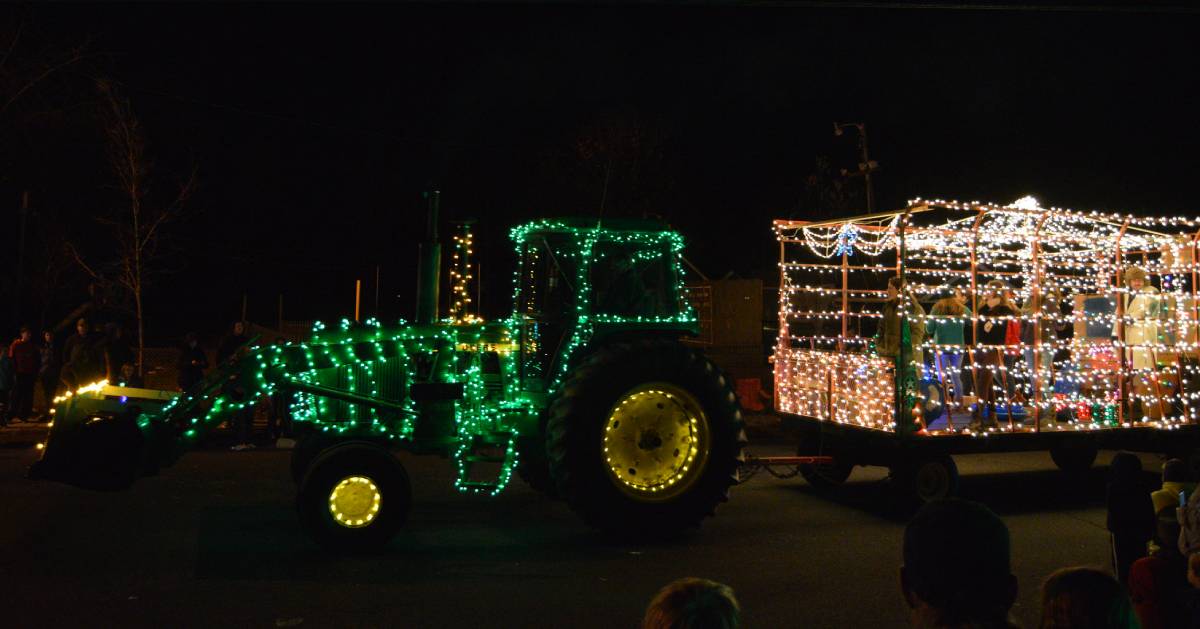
[{"xmin": 589, "ymin": 241, "xmax": 680, "ymax": 319}]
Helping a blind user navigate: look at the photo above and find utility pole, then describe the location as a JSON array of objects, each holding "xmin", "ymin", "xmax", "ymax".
[
  {"xmin": 834, "ymin": 122, "xmax": 879, "ymax": 213},
  {"xmin": 355, "ymin": 279, "xmax": 362, "ymax": 322}
]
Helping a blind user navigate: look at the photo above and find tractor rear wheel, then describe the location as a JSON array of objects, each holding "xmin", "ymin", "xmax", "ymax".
[
  {"xmin": 546, "ymin": 340, "xmax": 746, "ymax": 538},
  {"xmin": 297, "ymin": 442, "xmax": 410, "ymax": 553},
  {"xmin": 516, "ymin": 433, "xmax": 558, "ymax": 498}
]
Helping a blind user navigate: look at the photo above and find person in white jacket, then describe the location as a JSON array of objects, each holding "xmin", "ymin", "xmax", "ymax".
[{"xmin": 1116, "ymin": 266, "xmax": 1163, "ymax": 419}]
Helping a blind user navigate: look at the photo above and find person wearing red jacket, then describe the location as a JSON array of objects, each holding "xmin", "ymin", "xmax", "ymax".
[{"xmin": 8, "ymin": 326, "xmax": 40, "ymax": 422}]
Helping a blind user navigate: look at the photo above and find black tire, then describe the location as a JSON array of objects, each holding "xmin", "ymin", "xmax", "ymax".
[
  {"xmin": 297, "ymin": 442, "xmax": 410, "ymax": 553},
  {"xmin": 546, "ymin": 340, "xmax": 747, "ymax": 537},
  {"xmin": 291, "ymin": 431, "xmax": 332, "ymax": 485},
  {"xmin": 291, "ymin": 433, "xmax": 390, "ymax": 485},
  {"xmin": 892, "ymin": 455, "xmax": 959, "ymax": 504},
  {"xmin": 796, "ymin": 435, "xmax": 852, "ymax": 489},
  {"xmin": 1050, "ymin": 442, "xmax": 1098, "ymax": 474}
]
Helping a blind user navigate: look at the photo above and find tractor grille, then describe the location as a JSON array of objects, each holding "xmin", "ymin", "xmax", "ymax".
[
  {"xmin": 375, "ymin": 357, "xmax": 407, "ymax": 402},
  {"xmin": 335, "ymin": 363, "xmax": 372, "ymax": 420}
]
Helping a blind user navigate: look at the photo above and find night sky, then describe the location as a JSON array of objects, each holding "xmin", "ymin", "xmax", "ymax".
[{"xmin": 3, "ymin": 2, "xmax": 1198, "ymax": 343}]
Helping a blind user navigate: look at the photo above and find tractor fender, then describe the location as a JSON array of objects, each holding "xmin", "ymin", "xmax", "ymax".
[{"xmin": 291, "ymin": 432, "xmax": 393, "ymax": 485}]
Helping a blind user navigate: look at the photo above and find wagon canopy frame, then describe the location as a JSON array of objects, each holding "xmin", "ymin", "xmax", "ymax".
[{"xmin": 773, "ymin": 197, "xmax": 1200, "ymax": 438}]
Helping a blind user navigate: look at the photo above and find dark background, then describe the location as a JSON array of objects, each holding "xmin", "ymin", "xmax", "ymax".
[{"xmin": 2, "ymin": 2, "xmax": 1198, "ymax": 343}]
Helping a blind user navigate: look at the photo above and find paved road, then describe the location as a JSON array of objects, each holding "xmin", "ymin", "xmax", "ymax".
[{"xmin": 0, "ymin": 437, "xmax": 1153, "ymax": 628}]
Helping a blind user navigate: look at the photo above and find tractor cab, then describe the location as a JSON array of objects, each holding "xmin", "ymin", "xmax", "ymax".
[{"xmin": 510, "ymin": 218, "xmax": 697, "ymax": 395}]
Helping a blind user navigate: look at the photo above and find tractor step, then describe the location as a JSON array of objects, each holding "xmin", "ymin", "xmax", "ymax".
[
  {"xmin": 457, "ymin": 481, "xmax": 503, "ymax": 490},
  {"xmin": 463, "ymin": 454, "xmax": 507, "ymax": 464},
  {"xmin": 454, "ymin": 432, "xmax": 518, "ymax": 495}
]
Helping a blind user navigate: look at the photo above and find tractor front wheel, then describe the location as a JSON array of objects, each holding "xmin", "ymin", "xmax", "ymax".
[
  {"xmin": 297, "ymin": 442, "xmax": 411, "ymax": 553},
  {"xmin": 546, "ymin": 340, "xmax": 746, "ymax": 538}
]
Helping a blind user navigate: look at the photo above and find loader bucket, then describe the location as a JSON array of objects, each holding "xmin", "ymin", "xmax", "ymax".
[{"xmin": 28, "ymin": 410, "xmax": 149, "ymax": 491}]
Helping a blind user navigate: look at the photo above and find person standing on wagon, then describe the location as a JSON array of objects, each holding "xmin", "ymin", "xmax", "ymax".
[
  {"xmin": 972, "ymin": 280, "xmax": 1019, "ymax": 431},
  {"xmin": 876, "ymin": 276, "xmax": 927, "ymax": 375},
  {"xmin": 1021, "ymin": 288, "xmax": 1063, "ymax": 425},
  {"xmin": 928, "ymin": 286, "xmax": 970, "ymax": 408},
  {"xmin": 1115, "ymin": 267, "xmax": 1162, "ymax": 421}
]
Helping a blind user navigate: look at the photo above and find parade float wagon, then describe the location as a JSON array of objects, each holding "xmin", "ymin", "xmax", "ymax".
[
  {"xmin": 30, "ymin": 204, "xmax": 747, "ymax": 552},
  {"xmin": 775, "ymin": 197, "xmax": 1200, "ymax": 501}
]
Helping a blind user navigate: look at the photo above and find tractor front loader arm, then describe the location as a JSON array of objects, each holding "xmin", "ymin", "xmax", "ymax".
[
  {"xmin": 29, "ymin": 328, "xmax": 428, "ymax": 491},
  {"xmin": 27, "ymin": 340, "xmax": 270, "ymax": 490}
]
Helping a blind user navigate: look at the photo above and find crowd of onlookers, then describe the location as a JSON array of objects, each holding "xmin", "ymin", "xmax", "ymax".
[
  {"xmin": 1, "ymin": 319, "xmax": 291, "ymax": 447},
  {"xmin": 642, "ymin": 456, "xmax": 1200, "ymax": 628},
  {"xmin": 0, "ymin": 317, "xmax": 138, "ymax": 426}
]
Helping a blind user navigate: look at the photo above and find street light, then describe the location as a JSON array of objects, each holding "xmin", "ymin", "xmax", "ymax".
[{"xmin": 833, "ymin": 122, "xmax": 878, "ymax": 213}]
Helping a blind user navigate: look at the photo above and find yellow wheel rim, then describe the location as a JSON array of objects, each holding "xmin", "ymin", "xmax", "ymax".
[
  {"xmin": 328, "ymin": 475, "xmax": 382, "ymax": 528},
  {"xmin": 602, "ymin": 382, "xmax": 710, "ymax": 501}
]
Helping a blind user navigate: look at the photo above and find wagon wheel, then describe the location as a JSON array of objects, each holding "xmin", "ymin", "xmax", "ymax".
[
  {"xmin": 891, "ymin": 455, "xmax": 959, "ymax": 504},
  {"xmin": 1050, "ymin": 442, "xmax": 1098, "ymax": 475},
  {"xmin": 795, "ymin": 434, "xmax": 852, "ymax": 489}
]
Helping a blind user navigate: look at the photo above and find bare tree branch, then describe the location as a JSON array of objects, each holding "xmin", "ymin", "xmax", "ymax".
[
  {"xmin": 82, "ymin": 79, "xmax": 196, "ymax": 376},
  {"xmin": 140, "ymin": 166, "xmax": 196, "ymax": 250},
  {"xmin": 0, "ymin": 20, "xmax": 22, "ymax": 73},
  {"xmin": 65, "ymin": 241, "xmax": 101, "ymax": 281},
  {"xmin": 0, "ymin": 49, "xmax": 89, "ymax": 118}
]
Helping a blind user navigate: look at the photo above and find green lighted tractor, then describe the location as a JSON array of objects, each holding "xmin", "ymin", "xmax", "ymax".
[{"xmin": 30, "ymin": 206, "xmax": 746, "ymax": 552}]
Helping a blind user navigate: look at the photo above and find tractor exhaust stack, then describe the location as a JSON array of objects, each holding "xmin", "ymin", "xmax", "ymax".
[{"xmin": 416, "ymin": 190, "xmax": 442, "ymax": 324}]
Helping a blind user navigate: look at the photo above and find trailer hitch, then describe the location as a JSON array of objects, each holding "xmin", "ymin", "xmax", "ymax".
[{"xmin": 737, "ymin": 453, "xmax": 836, "ymax": 482}]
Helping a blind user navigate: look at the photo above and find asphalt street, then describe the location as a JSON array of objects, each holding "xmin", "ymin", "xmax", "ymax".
[{"xmin": 0, "ymin": 434, "xmax": 1151, "ymax": 628}]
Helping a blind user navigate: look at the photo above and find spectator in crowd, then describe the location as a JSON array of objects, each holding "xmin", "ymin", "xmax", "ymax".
[
  {"xmin": 1150, "ymin": 459, "xmax": 1194, "ymax": 519},
  {"xmin": 8, "ymin": 326, "xmax": 40, "ymax": 423},
  {"xmin": 38, "ymin": 330, "xmax": 60, "ymax": 416},
  {"xmin": 117, "ymin": 363, "xmax": 144, "ymax": 388},
  {"xmin": 218, "ymin": 322, "xmax": 255, "ymax": 451},
  {"xmin": 101, "ymin": 323, "xmax": 135, "ymax": 383},
  {"xmin": 267, "ymin": 337, "xmax": 293, "ymax": 443},
  {"xmin": 900, "ymin": 498, "xmax": 1018, "ymax": 629},
  {"xmin": 217, "ymin": 321, "xmax": 250, "ymax": 365},
  {"xmin": 1130, "ymin": 514, "xmax": 1189, "ymax": 629},
  {"xmin": 176, "ymin": 332, "xmax": 208, "ymax": 391},
  {"xmin": 0, "ymin": 342, "xmax": 11, "ymax": 426},
  {"xmin": 1185, "ymin": 552, "xmax": 1200, "ymax": 624},
  {"xmin": 62, "ymin": 318, "xmax": 102, "ymax": 390},
  {"xmin": 1107, "ymin": 451, "xmax": 1156, "ymax": 585},
  {"xmin": 1039, "ymin": 566, "xmax": 1138, "ymax": 629},
  {"xmin": 641, "ymin": 577, "xmax": 740, "ymax": 629}
]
